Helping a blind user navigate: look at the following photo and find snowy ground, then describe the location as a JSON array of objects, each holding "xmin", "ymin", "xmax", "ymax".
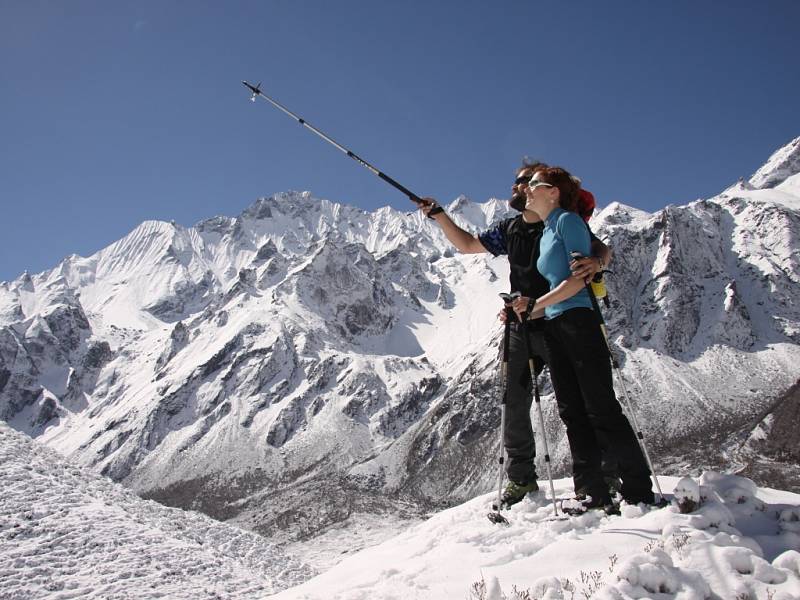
[
  {"xmin": 279, "ymin": 511, "xmax": 425, "ymax": 573},
  {"xmin": 0, "ymin": 422, "xmax": 314, "ymax": 599},
  {"xmin": 2, "ymin": 421, "xmax": 799, "ymax": 600},
  {"xmin": 268, "ymin": 475, "xmax": 800, "ymax": 600}
]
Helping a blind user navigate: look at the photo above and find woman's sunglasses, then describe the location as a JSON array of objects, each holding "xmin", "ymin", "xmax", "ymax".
[{"xmin": 528, "ymin": 178, "xmax": 554, "ymax": 190}]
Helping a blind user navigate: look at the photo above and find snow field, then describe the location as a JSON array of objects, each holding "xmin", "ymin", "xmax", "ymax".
[
  {"xmin": 269, "ymin": 474, "xmax": 800, "ymax": 600},
  {"xmin": 0, "ymin": 422, "xmax": 314, "ymax": 599}
]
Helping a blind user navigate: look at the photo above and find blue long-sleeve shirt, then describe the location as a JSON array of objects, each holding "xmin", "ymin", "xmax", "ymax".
[{"xmin": 536, "ymin": 207, "xmax": 592, "ymax": 319}]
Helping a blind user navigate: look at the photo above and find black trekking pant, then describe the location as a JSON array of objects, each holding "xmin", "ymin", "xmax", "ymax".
[
  {"xmin": 503, "ymin": 321, "xmax": 548, "ymax": 483},
  {"xmin": 544, "ymin": 308, "xmax": 652, "ymax": 503}
]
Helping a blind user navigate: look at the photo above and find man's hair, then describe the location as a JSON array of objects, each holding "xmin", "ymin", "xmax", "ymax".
[
  {"xmin": 536, "ymin": 166, "xmax": 581, "ymax": 213},
  {"xmin": 516, "ymin": 159, "xmax": 548, "ymax": 176}
]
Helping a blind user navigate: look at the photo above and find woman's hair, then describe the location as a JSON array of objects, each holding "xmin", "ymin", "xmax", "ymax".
[{"xmin": 536, "ymin": 166, "xmax": 581, "ymax": 212}]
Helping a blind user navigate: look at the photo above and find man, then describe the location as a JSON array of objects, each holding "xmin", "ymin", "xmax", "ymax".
[{"xmin": 419, "ymin": 162, "xmax": 610, "ymax": 508}]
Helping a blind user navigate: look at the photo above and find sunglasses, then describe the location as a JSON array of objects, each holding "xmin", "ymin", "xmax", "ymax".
[
  {"xmin": 514, "ymin": 175, "xmax": 531, "ymax": 185},
  {"xmin": 528, "ymin": 178, "xmax": 554, "ymax": 190}
]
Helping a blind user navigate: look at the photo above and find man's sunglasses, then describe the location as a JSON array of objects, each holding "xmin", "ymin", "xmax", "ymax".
[{"xmin": 514, "ymin": 175, "xmax": 531, "ymax": 185}]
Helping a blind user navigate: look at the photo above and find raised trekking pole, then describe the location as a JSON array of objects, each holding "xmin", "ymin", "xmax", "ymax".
[
  {"xmin": 242, "ymin": 81, "xmax": 442, "ymax": 217},
  {"xmin": 517, "ymin": 320, "xmax": 559, "ymax": 518},
  {"xmin": 487, "ymin": 292, "xmax": 519, "ymax": 525},
  {"xmin": 571, "ymin": 253, "xmax": 665, "ymax": 503}
]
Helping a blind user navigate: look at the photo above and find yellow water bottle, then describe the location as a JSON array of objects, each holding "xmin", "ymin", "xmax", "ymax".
[{"xmin": 591, "ymin": 273, "xmax": 607, "ymax": 301}]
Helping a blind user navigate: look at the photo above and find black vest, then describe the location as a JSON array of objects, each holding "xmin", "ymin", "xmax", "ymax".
[{"xmin": 502, "ymin": 216, "xmax": 551, "ymax": 299}]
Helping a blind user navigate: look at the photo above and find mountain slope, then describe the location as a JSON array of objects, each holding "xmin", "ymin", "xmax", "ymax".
[{"xmin": 0, "ymin": 422, "xmax": 314, "ymax": 598}]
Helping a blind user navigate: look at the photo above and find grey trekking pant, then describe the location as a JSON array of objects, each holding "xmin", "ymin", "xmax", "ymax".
[{"xmin": 503, "ymin": 321, "xmax": 548, "ymax": 483}]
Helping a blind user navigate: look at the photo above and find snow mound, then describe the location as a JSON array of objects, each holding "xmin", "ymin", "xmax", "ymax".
[
  {"xmin": 270, "ymin": 474, "xmax": 800, "ymax": 600},
  {"xmin": 0, "ymin": 422, "xmax": 315, "ymax": 599}
]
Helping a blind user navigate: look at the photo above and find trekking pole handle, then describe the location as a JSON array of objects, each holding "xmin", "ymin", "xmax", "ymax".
[
  {"xmin": 499, "ymin": 292, "xmax": 520, "ymax": 364},
  {"xmin": 499, "ymin": 292, "xmax": 521, "ymax": 322}
]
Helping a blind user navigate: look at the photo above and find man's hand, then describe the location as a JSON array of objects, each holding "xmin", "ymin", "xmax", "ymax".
[
  {"xmin": 570, "ymin": 256, "xmax": 602, "ymax": 283},
  {"xmin": 419, "ymin": 197, "xmax": 443, "ymax": 219},
  {"xmin": 499, "ymin": 293, "xmax": 522, "ymax": 323}
]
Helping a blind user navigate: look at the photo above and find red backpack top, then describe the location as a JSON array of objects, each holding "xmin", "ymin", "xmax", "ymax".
[{"xmin": 578, "ymin": 189, "xmax": 596, "ymax": 223}]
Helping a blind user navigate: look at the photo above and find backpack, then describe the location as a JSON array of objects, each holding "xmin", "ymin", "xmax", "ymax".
[{"xmin": 578, "ymin": 189, "xmax": 596, "ymax": 223}]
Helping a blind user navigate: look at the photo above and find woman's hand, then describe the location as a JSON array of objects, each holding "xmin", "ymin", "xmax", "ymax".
[{"xmin": 510, "ymin": 295, "xmax": 532, "ymax": 321}]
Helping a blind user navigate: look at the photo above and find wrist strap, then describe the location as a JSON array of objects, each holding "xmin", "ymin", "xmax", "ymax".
[{"xmin": 521, "ymin": 297, "xmax": 536, "ymax": 321}]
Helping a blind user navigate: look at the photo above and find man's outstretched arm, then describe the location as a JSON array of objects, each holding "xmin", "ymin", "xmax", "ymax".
[{"xmin": 420, "ymin": 198, "xmax": 488, "ymax": 254}]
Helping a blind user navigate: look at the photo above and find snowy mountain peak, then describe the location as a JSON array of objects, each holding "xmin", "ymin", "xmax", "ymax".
[
  {"xmin": 749, "ymin": 135, "xmax": 800, "ymax": 189},
  {"xmin": 444, "ymin": 195, "xmax": 514, "ymax": 232},
  {"xmin": 447, "ymin": 194, "xmax": 473, "ymax": 212},
  {"xmin": 241, "ymin": 196, "xmax": 277, "ymax": 220},
  {"xmin": 591, "ymin": 200, "xmax": 652, "ymax": 229},
  {"xmin": 195, "ymin": 213, "xmax": 236, "ymax": 235}
]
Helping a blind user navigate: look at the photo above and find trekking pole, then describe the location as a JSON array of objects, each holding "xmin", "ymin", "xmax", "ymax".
[
  {"xmin": 241, "ymin": 81, "xmax": 442, "ymax": 217},
  {"xmin": 519, "ymin": 333, "xmax": 559, "ymax": 517},
  {"xmin": 487, "ymin": 293, "xmax": 518, "ymax": 525},
  {"xmin": 571, "ymin": 254, "xmax": 665, "ymax": 503}
]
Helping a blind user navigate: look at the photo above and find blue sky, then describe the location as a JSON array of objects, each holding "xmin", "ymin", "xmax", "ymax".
[{"xmin": 1, "ymin": 0, "xmax": 798, "ymax": 282}]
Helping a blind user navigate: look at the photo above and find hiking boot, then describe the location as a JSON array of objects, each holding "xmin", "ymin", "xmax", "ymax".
[
  {"xmin": 604, "ymin": 476, "xmax": 623, "ymax": 495},
  {"xmin": 623, "ymin": 492, "xmax": 669, "ymax": 509},
  {"xmin": 622, "ymin": 491, "xmax": 656, "ymax": 505},
  {"xmin": 561, "ymin": 493, "xmax": 618, "ymax": 516},
  {"xmin": 500, "ymin": 479, "xmax": 539, "ymax": 508}
]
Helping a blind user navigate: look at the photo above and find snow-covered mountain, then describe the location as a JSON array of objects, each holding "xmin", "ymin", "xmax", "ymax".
[{"xmin": 1, "ymin": 137, "xmax": 799, "ymax": 556}]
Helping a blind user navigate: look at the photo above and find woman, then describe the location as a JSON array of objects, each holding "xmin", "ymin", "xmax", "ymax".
[{"xmin": 512, "ymin": 166, "xmax": 654, "ymax": 513}]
